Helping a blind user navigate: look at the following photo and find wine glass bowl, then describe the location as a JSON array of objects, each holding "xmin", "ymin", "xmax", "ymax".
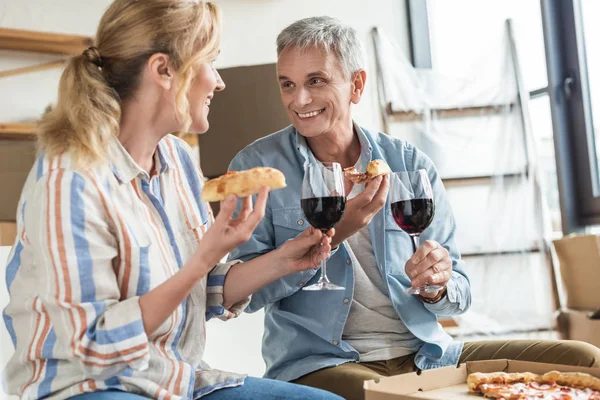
[
  {"xmin": 300, "ymin": 162, "xmax": 346, "ymax": 291},
  {"xmin": 389, "ymin": 170, "xmax": 444, "ymax": 295}
]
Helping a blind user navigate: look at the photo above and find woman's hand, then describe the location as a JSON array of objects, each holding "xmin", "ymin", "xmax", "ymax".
[
  {"xmin": 192, "ymin": 187, "xmax": 269, "ymax": 274},
  {"xmin": 279, "ymin": 227, "xmax": 334, "ymax": 274}
]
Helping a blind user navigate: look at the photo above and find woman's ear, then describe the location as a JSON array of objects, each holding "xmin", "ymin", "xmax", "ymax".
[{"xmin": 148, "ymin": 53, "xmax": 173, "ymax": 90}]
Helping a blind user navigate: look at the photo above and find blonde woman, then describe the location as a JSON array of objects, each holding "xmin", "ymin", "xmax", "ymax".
[{"xmin": 1, "ymin": 1, "xmax": 342, "ymax": 400}]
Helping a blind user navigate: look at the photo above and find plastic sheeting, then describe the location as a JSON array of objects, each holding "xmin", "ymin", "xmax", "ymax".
[{"xmin": 374, "ymin": 27, "xmax": 555, "ymax": 338}]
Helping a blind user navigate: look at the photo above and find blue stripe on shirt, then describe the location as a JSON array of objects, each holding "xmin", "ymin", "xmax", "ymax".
[
  {"xmin": 207, "ymin": 274, "xmax": 226, "ymax": 287},
  {"xmin": 37, "ymin": 328, "xmax": 58, "ymax": 399},
  {"xmin": 136, "ymin": 246, "xmax": 151, "ymax": 296},
  {"xmin": 4, "ymin": 242, "xmax": 24, "ymax": 347},
  {"xmin": 175, "ymin": 144, "xmax": 208, "ymax": 224},
  {"xmin": 70, "ymin": 174, "xmax": 96, "ymax": 302}
]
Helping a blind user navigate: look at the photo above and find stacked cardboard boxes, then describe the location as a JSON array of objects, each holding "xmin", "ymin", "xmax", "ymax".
[{"xmin": 553, "ymin": 234, "xmax": 600, "ymax": 348}]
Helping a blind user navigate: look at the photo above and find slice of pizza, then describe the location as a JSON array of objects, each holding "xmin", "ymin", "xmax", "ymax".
[
  {"xmin": 201, "ymin": 167, "xmax": 286, "ymax": 202},
  {"xmin": 343, "ymin": 159, "xmax": 391, "ymax": 184},
  {"xmin": 468, "ymin": 370, "xmax": 600, "ymax": 399}
]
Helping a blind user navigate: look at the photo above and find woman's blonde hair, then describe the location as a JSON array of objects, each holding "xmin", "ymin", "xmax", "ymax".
[{"xmin": 38, "ymin": 0, "xmax": 221, "ymax": 167}]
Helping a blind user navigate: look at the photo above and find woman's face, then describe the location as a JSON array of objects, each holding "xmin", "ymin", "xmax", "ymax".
[{"xmin": 188, "ymin": 61, "xmax": 225, "ymax": 134}]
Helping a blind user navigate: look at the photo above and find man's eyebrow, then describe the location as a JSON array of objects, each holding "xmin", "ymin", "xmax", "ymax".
[{"xmin": 307, "ymin": 71, "xmax": 327, "ymax": 78}]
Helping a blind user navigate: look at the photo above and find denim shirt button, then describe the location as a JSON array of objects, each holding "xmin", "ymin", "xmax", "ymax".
[
  {"xmin": 346, "ymin": 258, "xmax": 351, "ymax": 265},
  {"xmin": 297, "ymin": 219, "xmax": 304, "ymax": 226},
  {"xmin": 343, "ymin": 298, "xmax": 350, "ymax": 304},
  {"xmin": 332, "ymin": 340, "xmax": 339, "ymax": 346}
]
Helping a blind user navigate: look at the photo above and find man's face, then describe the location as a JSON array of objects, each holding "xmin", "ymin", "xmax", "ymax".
[{"xmin": 277, "ymin": 46, "xmax": 360, "ymax": 138}]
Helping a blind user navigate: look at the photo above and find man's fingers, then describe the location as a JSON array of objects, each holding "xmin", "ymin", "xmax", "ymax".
[{"xmin": 408, "ymin": 246, "xmax": 448, "ymax": 279}]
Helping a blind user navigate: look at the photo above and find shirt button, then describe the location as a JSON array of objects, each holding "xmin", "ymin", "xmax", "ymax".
[
  {"xmin": 297, "ymin": 219, "xmax": 305, "ymax": 226},
  {"xmin": 332, "ymin": 340, "xmax": 339, "ymax": 346},
  {"xmin": 343, "ymin": 298, "xmax": 350, "ymax": 304},
  {"xmin": 346, "ymin": 258, "xmax": 351, "ymax": 265},
  {"xmin": 298, "ymin": 281, "xmax": 305, "ymax": 287}
]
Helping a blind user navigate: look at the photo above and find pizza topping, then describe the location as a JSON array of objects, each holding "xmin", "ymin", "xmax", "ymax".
[
  {"xmin": 343, "ymin": 159, "xmax": 391, "ymax": 184},
  {"xmin": 469, "ymin": 371, "xmax": 600, "ymax": 400}
]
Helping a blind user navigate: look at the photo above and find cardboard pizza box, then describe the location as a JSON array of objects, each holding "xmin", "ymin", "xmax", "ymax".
[
  {"xmin": 364, "ymin": 359, "xmax": 600, "ymax": 400},
  {"xmin": 553, "ymin": 234, "xmax": 600, "ymax": 310}
]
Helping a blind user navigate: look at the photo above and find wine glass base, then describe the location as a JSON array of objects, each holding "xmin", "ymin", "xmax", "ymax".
[
  {"xmin": 404, "ymin": 284, "xmax": 444, "ymax": 295},
  {"xmin": 302, "ymin": 281, "xmax": 345, "ymax": 291}
]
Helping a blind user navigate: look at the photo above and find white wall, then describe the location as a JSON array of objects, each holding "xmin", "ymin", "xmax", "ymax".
[
  {"xmin": 0, "ymin": 0, "xmax": 410, "ymax": 383},
  {"xmin": 0, "ymin": 0, "xmax": 410, "ymax": 132}
]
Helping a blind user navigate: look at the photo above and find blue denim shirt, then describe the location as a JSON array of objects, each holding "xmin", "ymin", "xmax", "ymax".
[{"xmin": 227, "ymin": 124, "xmax": 471, "ymax": 382}]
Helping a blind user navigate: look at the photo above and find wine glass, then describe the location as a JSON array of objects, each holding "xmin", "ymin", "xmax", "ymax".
[
  {"xmin": 300, "ymin": 162, "xmax": 346, "ymax": 291},
  {"xmin": 390, "ymin": 170, "xmax": 444, "ymax": 295}
]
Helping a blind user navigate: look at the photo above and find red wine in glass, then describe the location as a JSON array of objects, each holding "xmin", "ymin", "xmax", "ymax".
[
  {"xmin": 391, "ymin": 198, "xmax": 435, "ymax": 237},
  {"xmin": 301, "ymin": 162, "xmax": 346, "ymax": 291},
  {"xmin": 301, "ymin": 196, "xmax": 346, "ymax": 232},
  {"xmin": 389, "ymin": 170, "xmax": 444, "ymax": 295}
]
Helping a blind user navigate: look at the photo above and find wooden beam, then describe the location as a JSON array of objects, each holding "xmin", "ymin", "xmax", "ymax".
[
  {"xmin": 0, "ymin": 59, "xmax": 66, "ymax": 78},
  {"xmin": 0, "ymin": 28, "xmax": 93, "ymax": 55},
  {"xmin": 0, "ymin": 123, "xmax": 37, "ymax": 140},
  {"xmin": 388, "ymin": 103, "xmax": 515, "ymax": 121},
  {"xmin": 442, "ymin": 172, "xmax": 527, "ymax": 187}
]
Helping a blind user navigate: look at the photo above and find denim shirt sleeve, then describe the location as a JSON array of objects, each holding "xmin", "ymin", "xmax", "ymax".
[
  {"xmin": 409, "ymin": 146, "xmax": 472, "ymax": 316},
  {"xmin": 226, "ymin": 151, "xmax": 318, "ymax": 313}
]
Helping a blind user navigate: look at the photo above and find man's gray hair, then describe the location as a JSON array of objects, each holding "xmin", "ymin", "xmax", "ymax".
[{"xmin": 276, "ymin": 16, "xmax": 365, "ymax": 77}]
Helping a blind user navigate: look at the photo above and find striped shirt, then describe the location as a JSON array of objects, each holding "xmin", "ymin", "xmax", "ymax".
[{"xmin": 2, "ymin": 135, "xmax": 249, "ymax": 400}]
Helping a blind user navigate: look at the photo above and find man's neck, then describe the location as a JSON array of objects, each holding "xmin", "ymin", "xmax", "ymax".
[{"xmin": 306, "ymin": 126, "xmax": 362, "ymax": 169}]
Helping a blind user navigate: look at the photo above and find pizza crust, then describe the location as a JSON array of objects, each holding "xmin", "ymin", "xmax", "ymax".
[
  {"xmin": 542, "ymin": 370, "xmax": 600, "ymax": 391},
  {"xmin": 201, "ymin": 167, "xmax": 286, "ymax": 202},
  {"xmin": 343, "ymin": 159, "xmax": 391, "ymax": 184},
  {"xmin": 467, "ymin": 371, "xmax": 539, "ymax": 392}
]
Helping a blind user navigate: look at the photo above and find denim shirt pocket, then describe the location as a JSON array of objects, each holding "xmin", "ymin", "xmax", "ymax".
[{"xmin": 272, "ymin": 206, "xmax": 308, "ymax": 247}]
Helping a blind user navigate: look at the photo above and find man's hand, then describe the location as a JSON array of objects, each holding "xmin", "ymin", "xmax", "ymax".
[
  {"xmin": 331, "ymin": 175, "xmax": 389, "ymax": 247},
  {"xmin": 405, "ymin": 240, "xmax": 452, "ymax": 299}
]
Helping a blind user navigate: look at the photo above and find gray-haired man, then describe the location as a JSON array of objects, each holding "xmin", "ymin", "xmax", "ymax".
[{"xmin": 228, "ymin": 16, "xmax": 600, "ymax": 400}]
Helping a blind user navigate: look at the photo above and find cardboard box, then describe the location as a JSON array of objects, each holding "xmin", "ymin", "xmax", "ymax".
[
  {"xmin": 364, "ymin": 359, "xmax": 600, "ymax": 399},
  {"xmin": 0, "ymin": 222, "xmax": 16, "ymax": 246},
  {"xmin": 0, "ymin": 140, "xmax": 37, "ymax": 221},
  {"xmin": 553, "ymin": 234, "xmax": 600, "ymax": 310},
  {"xmin": 559, "ymin": 308, "xmax": 600, "ymax": 348}
]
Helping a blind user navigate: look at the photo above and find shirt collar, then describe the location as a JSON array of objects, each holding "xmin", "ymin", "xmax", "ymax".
[
  {"xmin": 110, "ymin": 136, "xmax": 175, "ymax": 184},
  {"xmin": 294, "ymin": 121, "xmax": 373, "ymax": 164}
]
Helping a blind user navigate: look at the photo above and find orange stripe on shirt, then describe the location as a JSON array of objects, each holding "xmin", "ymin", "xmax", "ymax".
[
  {"xmin": 20, "ymin": 298, "xmax": 42, "ymax": 394},
  {"xmin": 86, "ymin": 176, "xmax": 133, "ymax": 300},
  {"xmin": 50, "ymin": 170, "xmax": 84, "ymax": 359}
]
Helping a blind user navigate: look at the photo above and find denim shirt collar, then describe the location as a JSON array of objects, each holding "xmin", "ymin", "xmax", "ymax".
[{"xmin": 293, "ymin": 122, "xmax": 374, "ymax": 166}]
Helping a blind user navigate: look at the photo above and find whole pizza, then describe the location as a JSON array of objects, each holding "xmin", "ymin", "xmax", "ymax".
[{"xmin": 468, "ymin": 370, "xmax": 600, "ymax": 399}]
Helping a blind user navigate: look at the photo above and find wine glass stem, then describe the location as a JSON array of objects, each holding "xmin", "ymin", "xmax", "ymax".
[
  {"xmin": 411, "ymin": 234, "xmax": 420, "ymax": 253},
  {"xmin": 318, "ymin": 232, "xmax": 330, "ymax": 283}
]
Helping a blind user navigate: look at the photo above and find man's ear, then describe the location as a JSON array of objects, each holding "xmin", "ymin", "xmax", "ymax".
[
  {"xmin": 350, "ymin": 69, "xmax": 367, "ymax": 104},
  {"xmin": 148, "ymin": 53, "xmax": 173, "ymax": 90}
]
